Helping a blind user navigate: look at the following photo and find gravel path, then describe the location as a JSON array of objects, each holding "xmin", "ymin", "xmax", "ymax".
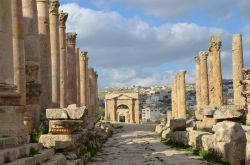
[{"xmin": 88, "ymin": 124, "xmax": 209, "ymax": 165}]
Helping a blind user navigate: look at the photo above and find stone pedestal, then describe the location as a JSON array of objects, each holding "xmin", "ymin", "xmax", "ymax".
[
  {"xmin": 59, "ymin": 11, "xmax": 68, "ymax": 108},
  {"xmin": 208, "ymin": 36, "xmax": 223, "ymax": 106},
  {"xmin": 232, "ymin": 34, "xmax": 244, "ymax": 105}
]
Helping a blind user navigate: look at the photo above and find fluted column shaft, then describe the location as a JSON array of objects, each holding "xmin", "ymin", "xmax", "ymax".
[
  {"xmin": 49, "ymin": 0, "xmax": 60, "ymax": 107},
  {"xmin": 199, "ymin": 51, "xmax": 209, "ymax": 106},
  {"xmin": 12, "ymin": 0, "xmax": 26, "ymax": 106},
  {"xmin": 232, "ymin": 34, "xmax": 244, "ymax": 105},
  {"xmin": 66, "ymin": 32, "xmax": 77, "ymax": 105},
  {"xmin": 76, "ymin": 48, "xmax": 80, "ymax": 106},
  {"xmin": 58, "ymin": 11, "xmax": 68, "ymax": 108},
  {"xmin": 37, "ymin": 0, "xmax": 52, "ymax": 110},
  {"xmin": 194, "ymin": 56, "xmax": 201, "ymax": 110},
  {"xmin": 79, "ymin": 52, "xmax": 88, "ymax": 106},
  {"xmin": 208, "ymin": 36, "xmax": 223, "ymax": 106}
]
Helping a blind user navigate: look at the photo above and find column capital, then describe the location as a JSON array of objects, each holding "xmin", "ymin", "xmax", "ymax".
[
  {"xmin": 194, "ymin": 56, "xmax": 200, "ymax": 64},
  {"xmin": 80, "ymin": 51, "xmax": 88, "ymax": 60},
  {"xmin": 199, "ymin": 51, "xmax": 208, "ymax": 60},
  {"xmin": 179, "ymin": 70, "xmax": 187, "ymax": 76},
  {"xmin": 49, "ymin": 0, "xmax": 60, "ymax": 15},
  {"xmin": 66, "ymin": 32, "xmax": 77, "ymax": 45},
  {"xmin": 59, "ymin": 11, "xmax": 68, "ymax": 28},
  {"xmin": 209, "ymin": 35, "xmax": 222, "ymax": 52}
]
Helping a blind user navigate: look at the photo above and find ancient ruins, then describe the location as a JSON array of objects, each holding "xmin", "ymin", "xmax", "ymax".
[
  {"xmin": 158, "ymin": 34, "xmax": 250, "ymax": 165},
  {"xmin": 0, "ymin": 0, "xmax": 113, "ymax": 164},
  {"xmin": 105, "ymin": 93, "xmax": 140, "ymax": 124}
]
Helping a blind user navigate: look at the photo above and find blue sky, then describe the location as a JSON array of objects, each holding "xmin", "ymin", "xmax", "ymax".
[{"xmin": 60, "ymin": 0, "xmax": 250, "ymax": 88}]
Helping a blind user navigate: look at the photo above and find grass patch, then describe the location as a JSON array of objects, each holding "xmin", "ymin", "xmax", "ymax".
[
  {"xmin": 29, "ymin": 147, "xmax": 39, "ymax": 156},
  {"xmin": 161, "ymin": 138, "xmax": 225, "ymax": 164},
  {"xmin": 30, "ymin": 124, "xmax": 45, "ymax": 143}
]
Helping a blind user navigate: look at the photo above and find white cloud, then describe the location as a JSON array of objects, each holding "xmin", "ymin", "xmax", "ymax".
[{"xmin": 61, "ymin": 3, "xmax": 247, "ymax": 88}]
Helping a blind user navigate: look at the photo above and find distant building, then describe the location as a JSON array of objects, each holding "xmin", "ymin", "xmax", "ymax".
[{"xmin": 142, "ymin": 107, "xmax": 163, "ymax": 122}]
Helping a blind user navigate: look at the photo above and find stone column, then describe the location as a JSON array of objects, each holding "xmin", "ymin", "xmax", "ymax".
[
  {"xmin": 94, "ymin": 71, "xmax": 99, "ymax": 117},
  {"xmin": 194, "ymin": 56, "xmax": 201, "ymax": 110},
  {"xmin": 49, "ymin": 0, "xmax": 60, "ymax": 107},
  {"xmin": 171, "ymin": 77, "xmax": 177, "ymax": 119},
  {"xmin": 199, "ymin": 51, "xmax": 209, "ymax": 106},
  {"xmin": 0, "ymin": 0, "xmax": 27, "ymax": 142},
  {"xmin": 176, "ymin": 73, "xmax": 181, "ymax": 118},
  {"xmin": 12, "ymin": 0, "xmax": 26, "ymax": 106},
  {"xmin": 178, "ymin": 70, "xmax": 187, "ymax": 119},
  {"xmin": 86, "ymin": 66, "xmax": 91, "ymax": 112},
  {"xmin": 66, "ymin": 32, "xmax": 77, "ymax": 106},
  {"xmin": 37, "ymin": 0, "xmax": 52, "ymax": 112},
  {"xmin": 88, "ymin": 68, "xmax": 95, "ymax": 116},
  {"xmin": 76, "ymin": 48, "xmax": 80, "ymax": 106},
  {"xmin": 208, "ymin": 36, "xmax": 223, "ymax": 106},
  {"xmin": 242, "ymin": 68, "xmax": 250, "ymax": 125},
  {"xmin": 22, "ymin": 0, "xmax": 42, "ymax": 130},
  {"xmin": 58, "ymin": 11, "xmax": 68, "ymax": 108},
  {"xmin": 79, "ymin": 51, "xmax": 88, "ymax": 106},
  {"xmin": 232, "ymin": 34, "xmax": 244, "ymax": 105}
]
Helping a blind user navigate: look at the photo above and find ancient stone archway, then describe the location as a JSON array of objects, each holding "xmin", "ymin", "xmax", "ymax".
[{"xmin": 105, "ymin": 93, "xmax": 140, "ymax": 124}]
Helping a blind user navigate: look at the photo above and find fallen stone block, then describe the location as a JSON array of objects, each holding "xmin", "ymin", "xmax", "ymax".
[
  {"xmin": 188, "ymin": 130, "xmax": 212, "ymax": 149},
  {"xmin": 46, "ymin": 109, "xmax": 68, "ymax": 120},
  {"xmin": 170, "ymin": 119, "xmax": 186, "ymax": 132},
  {"xmin": 214, "ymin": 105, "xmax": 245, "ymax": 120}
]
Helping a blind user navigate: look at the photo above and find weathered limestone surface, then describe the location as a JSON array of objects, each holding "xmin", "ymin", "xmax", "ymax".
[
  {"xmin": 188, "ymin": 130, "xmax": 212, "ymax": 149},
  {"xmin": 232, "ymin": 34, "xmax": 244, "ymax": 106},
  {"xmin": 59, "ymin": 11, "xmax": 68, "ymax": 108},
  {"xmin": 208, "ymin": 36, "xmax": 223, "ymax": 106},
  {"xmin": 76, "ymin": 48, "xmax": 80, "ymax": 107},
  {"xmin": 66, "ymin": 32, "xmax": 77, "ymax": 106},
  {"xmin": 213, "ymin": 105, "xmax": 245, "ymax": 120},
  {"xmin": 199, "ymin": 51, "xmax": 209, "ymax": 106},
  {"xmin": 37, "ymin": 0, "xmax": 52, "ymax": 112},
  {"xmin": 49, "ymin": 0, "xmax": 60, "ymax": 107},
  {"xmin": 178, "ymin": 70, "xmax": 187, "ymax": 119},
  {"xmin": 171, "ymin": 76, "xmax": 178, "ymax": 119},
  {"xmin": 170, "ymin": 119, "xmax": 186, "ymax": 132},
  {"xmin": 242, "ymin": 68, "xmax": 250, "ymax": 125},
  {"xmin": 246, "ymin": 132, "xmax": 250, "ymax": 165},
  {"xmin": 79, "ymin": 51, "xmax": 88, "ymax": 107}
]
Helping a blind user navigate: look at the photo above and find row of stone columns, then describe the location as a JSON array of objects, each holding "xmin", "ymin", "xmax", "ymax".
[
  {"xmin": 171, "ymin": 70, "xmax": 187, "ymax": 119},
  {"xmin": 194, "ymin": 35, "xmax": 244, "ymax": 111},
  {"xmin": 0, "ymin": 0, "xmax": 100, "ymax": 139}
]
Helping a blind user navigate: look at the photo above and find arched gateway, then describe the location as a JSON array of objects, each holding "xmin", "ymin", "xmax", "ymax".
[{"xmin": 105, "ymin": 93, "xmax": 140, "ymax": 124}]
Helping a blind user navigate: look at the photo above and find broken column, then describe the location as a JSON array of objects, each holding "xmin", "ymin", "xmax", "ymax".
[
  {"xmin": 37, "ymin": 0, "xmax": 52, "ymax": 114},
  {"xmin": 79, "ymin": 51, "xmax": 88, "ymax": 107},
  {"xmin": 194, "ymin": 56, "xmax": 201, "ymax": 110},
  {"xmin": 59, "ymin": 11, "xmax": 68, "ymax": 108},
  {"xmin": 208, "ymin": 36, "xmax": 223, "ymax": 106},
  {"xmin": 199, "ymin": 51, "xmax": 209, "ymax": 106},
  {"xmin": 22, "ymin": 0, "xmax": 42, "ymax": 130},
  {"xmin": 232, "ymin": 34, "xmax": 244, "ymax": 105},
  {"xmin": 49, "ymin": 0, "xmax": 60, "ymax": 107},
  {"xmin": 171, "ymin": 76, "xmax": 178, "ymax": 119},
  {"xmin": 66, "ymin": 32, "xmax": 77, "ymax": 106},
  {"xmin": 0, "ymin": 0, "xmax": 27, "ymax": 142},
  {"xmin": 178, "ymin": 70, "xmax": 187, "ymax": 119}
]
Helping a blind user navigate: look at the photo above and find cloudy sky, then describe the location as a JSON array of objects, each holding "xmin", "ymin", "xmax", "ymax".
[{"xmin": 60, "ymin": 0, "xmax": 250, "ymax": 88}]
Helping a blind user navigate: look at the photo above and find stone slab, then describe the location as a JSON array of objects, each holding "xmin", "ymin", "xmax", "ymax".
[
  {"xmin": 46, "ymin": 109, "xmax": 68, "ymax": 119},
  {"xmin": 170, "ymin": 119, "xmax": 186, "ymax": 132},
  {"xmin": 214, "ymin": 105, "xmax": 245, "ymax": 120}
]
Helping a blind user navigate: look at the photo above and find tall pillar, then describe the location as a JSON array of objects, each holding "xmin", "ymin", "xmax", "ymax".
[
  {"xmin": 37, "ymin": 0, "xmax": 52, "ymax": 111},
  {"xmin": 199, "ymin": 51, "xmax": 209, "ymax": 106},
  {"xmin": 208, "ymin": 36, "xmax": 223, "ymax": 106},
  {"xmin": 94, "ymin": 71, "xmax": 99, "ymax": 117},
  {"xmin": 171, "ymin": 76, "xmax": 177, "ymax": 119},
  {"xmin": 178, "ymin": 70, "xmax": 187, "ymax": 119},
  {"xmin": 88, "ymin": 68, "xmax": 95, "ymax": 116},
  {"xmin": 232, "ymin": 34, "xmax": 244, "ymax": 105},
  {"xmin": 0, "ymin": 0, "xmax": 27, "ymax": 142},
  {"xmin": 12, "ymin": 0, "xmax": 26, "ymax": 106},
  {"xmin": 86, "ymin": 66, "xmax": 90, "ymax": 112},
  {"xmin": 22, "ymin": 0, "xmax": 42, "ymax": 130},
  {"xmin": 66, "ymin": 32, "xmax": 77, "ymax": 105},
  {"xmin": 49, "ymin": 0, "xmax": 60, "ymax": 107},
  {"xmin": 58, "ymin": 11, "xmax": 68, "ymax": 108},
  {"xmin": 79, "ymin": 51, "xmax": 88, "ymax": 106},
  {"xmin": 176, "ymin": 73, "xmax": 181, "ymax": 118},
  {"xmin": 76, "ymin": 48, "xmax": 80, "ymax": 106},
  {"xmin": 194, "ymin": 56, "xmax": 201, "ymax": 110}
]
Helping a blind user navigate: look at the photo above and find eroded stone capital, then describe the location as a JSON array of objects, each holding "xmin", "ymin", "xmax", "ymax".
[
  {"xmin": 66, "ymin": 32, "xmax": 77, "ymax": 45},
  {"xmin": 59, "ymin": 11, "xmax": 68, "ymax": 28},
  {"xmin": 199, "ymin": 51, "xmax": 208, "ymax": 60},
  {"xmin": 209, "ymin": 36, "xmax": 222, "ymax": 52},
  {"xmin": 194, "ymin": 56, "xmax": 200, "ymax": 64},
  {"xmin": 179, "ymin": 70, "xmax": 187, "ymax": 76},
  {"xmin": 80, "ymin": 51, "xmax": 88, "ymax": 60},
  {"xmin": 49, "ymin": 0, "xmax": 60, "ymax": 15}
]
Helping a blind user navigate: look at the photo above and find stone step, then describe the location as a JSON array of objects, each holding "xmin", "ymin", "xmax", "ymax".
[
  {"xmin": 41, "ymin": 154, "xmax": 66, "ymax": 165},
  {"xmin": 3, "ymin": 149, "xmax": 54, "ymax": 165},
  {"xmin": 0, "ymin": 143, "xmax": 43, "ymax": 164},
  {"xmin": 0, "ymin": 137, "xmax": 18, "ymax": 150}
]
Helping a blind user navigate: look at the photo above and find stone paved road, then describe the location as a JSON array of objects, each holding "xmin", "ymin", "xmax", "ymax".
[{"xmin": 88, "ymin": 124, "xmax": 209, "ymax": 165}]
